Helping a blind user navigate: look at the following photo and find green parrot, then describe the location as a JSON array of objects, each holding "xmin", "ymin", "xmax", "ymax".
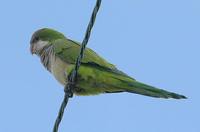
[{"xmin": 30, "ymin": 28, "xmax": 186, "ymax": 99}]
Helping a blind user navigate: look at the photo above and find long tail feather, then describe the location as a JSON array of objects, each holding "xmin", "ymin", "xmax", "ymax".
[{"xmin": 124, "ymin": 80, "xmax": 187, "ymax": 99}]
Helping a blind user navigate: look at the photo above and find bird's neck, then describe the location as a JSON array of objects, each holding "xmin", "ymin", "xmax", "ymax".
[{"xmin": 39, "ymin": 45, "xmax": 54, "ymax": 72}]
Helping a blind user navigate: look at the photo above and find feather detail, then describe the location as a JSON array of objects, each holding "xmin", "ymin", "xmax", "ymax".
[
  {"xmin": 39, "ymin": 45, "xmax": 55, "ymax": 72},
  {"xmin": 39, "ymin": 44, "xmax": 70, "ymax": 86}
]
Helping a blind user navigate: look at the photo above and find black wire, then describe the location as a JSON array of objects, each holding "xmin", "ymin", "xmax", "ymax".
[{"xmin": 53, "ymin": 0, "xmax": 102, "ymax": 132}]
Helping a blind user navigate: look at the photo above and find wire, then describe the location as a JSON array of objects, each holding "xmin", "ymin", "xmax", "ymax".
[{"xmin": 53, "ymin": 0, "xmax": 102, "ymax": 132}]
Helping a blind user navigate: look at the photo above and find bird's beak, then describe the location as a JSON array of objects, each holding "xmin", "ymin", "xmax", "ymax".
[{"xmin": 30, "ymin": 44, "xmax": 35, "ymax": 55}]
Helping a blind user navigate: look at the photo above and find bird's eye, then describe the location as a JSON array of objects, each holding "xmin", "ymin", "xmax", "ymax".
[
  {"xmin": 30, "ymin": 36, "xmax": 39, "ymax": 44},
  {"xmin": 35, "ymin": 37, "xmax": 39, "ymax": 41},
  {"xmin": 32, "ymin": 37, "xmax": 39, "ymax": 43}
]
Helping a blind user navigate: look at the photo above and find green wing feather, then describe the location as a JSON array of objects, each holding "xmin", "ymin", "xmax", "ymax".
[
  {"xmin": 53, "ymin": 38, "xmax": 186, "ymax": 99},
  {"xmin": 53, "ymin": 39, "xmax": 116, "ymax": 69}
]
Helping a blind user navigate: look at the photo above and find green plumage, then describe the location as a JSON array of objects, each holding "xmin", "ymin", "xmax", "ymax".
[
  {"xmin": 52, "ymin": 36, "xmax": 186, "ymax": 99},
  {"xmin": 31, "ymin": 28, "xmax": 187, "ymax": 99}
]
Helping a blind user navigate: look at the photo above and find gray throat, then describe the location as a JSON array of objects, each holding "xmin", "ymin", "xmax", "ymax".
[{"xmin": 39, "ymin": 45, "xmax": 54, "ymax": 72}]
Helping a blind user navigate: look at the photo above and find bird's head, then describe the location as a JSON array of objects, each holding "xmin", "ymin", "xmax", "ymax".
[{"xmin": 30, "ymin": 28, "xmax": 66, "ymax": 55}]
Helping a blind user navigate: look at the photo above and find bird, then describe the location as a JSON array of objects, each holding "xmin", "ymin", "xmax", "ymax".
[{"xmin": 30, "ymin": 28, "xmax": 186, "ymax": 99}]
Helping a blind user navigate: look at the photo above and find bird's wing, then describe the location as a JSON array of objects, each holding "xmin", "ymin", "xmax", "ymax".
[
  {"xmin": 52, "ymin": 39, "xmax": 186, "ymax": 99},
  {"xmin": 53, "ymin": 38, "xmax": 132, "ymax": 78},
  {"xmin": 61, "ymin": 62, "xmax": 186, "ymax": 99}
]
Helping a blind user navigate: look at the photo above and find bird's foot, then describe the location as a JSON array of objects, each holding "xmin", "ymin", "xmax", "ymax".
[{"xmin": 64, "ymin": 83, "xmax": 74, "ymax": 98}]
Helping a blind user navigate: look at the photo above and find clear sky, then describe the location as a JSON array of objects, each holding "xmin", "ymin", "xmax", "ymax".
[{"xmin": 0, "ymin": 0, "xmax": 199, "ymax": 132}]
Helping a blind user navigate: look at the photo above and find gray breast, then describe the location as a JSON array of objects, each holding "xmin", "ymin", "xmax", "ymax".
[{"xmin": 39, "ymin": 45, "xmax": 69, "ymax": 86}]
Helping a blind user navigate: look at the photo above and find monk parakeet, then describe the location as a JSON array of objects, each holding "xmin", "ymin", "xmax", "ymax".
[{"xmin": 30, "ymin": 28, "xmax": 186, "ymax": 99}]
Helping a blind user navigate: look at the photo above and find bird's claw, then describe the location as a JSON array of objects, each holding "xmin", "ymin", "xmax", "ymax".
[
  {"xmin": 64, "ymin": 87, "xmax": 73, "ymax": 98},
  {"xmin": 64, "ymin": 83, "xmax": 74, "ymax": 98}
]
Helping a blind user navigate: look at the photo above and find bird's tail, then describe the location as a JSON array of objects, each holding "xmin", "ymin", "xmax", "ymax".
[
  {"xmin": 75, "ymin": 65, "xmax": 187, "ymax": 99},
  {"xmin": 120, "ymin": 79, "xmax": 187, "ymax": 99}
]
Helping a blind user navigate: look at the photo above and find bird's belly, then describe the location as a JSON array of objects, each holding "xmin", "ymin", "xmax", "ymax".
[{"xmin": 50, "ymin": 56, "xmax": 69, "ymax": 86}]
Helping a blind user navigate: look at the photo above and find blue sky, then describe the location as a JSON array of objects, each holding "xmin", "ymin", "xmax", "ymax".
[{"xmin": 0, "ymin": 0, "xmax": 199, "ymax": 132}]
